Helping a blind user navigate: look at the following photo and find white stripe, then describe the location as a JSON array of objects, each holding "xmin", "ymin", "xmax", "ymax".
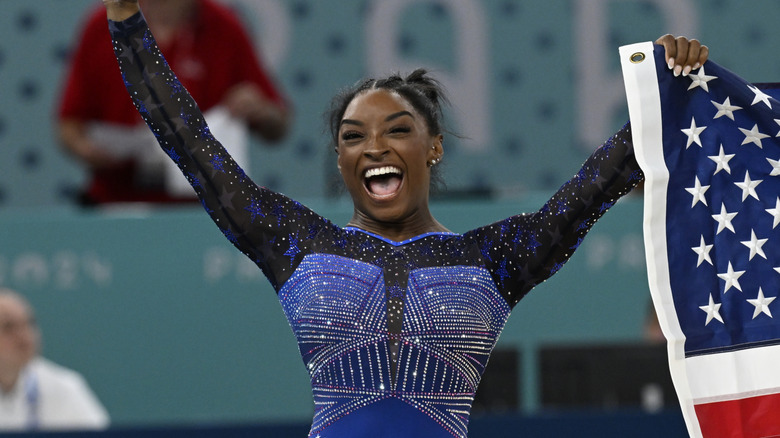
[
  {"xmin": 686, "ymin": 345, "xmax": 780, "ymax": 403},
  {"xmin": 619, "ymin": 41, "xmax": 703, "ymax": 438}
]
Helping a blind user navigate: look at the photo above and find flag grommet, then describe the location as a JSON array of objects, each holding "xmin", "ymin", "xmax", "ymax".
[{"xmin": 629, "ymin": 52, "xmax": 646, "ymax": 63}]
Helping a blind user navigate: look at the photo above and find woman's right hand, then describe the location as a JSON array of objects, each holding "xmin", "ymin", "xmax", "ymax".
[{"xmin": 102, "ymin": 0, "xmax": 140, "ymax": 21}]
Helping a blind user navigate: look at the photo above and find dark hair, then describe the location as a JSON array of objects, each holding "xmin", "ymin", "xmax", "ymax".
[{"xmin": 326, "ymin": 68, "xmax": 450, "ymax": 151}]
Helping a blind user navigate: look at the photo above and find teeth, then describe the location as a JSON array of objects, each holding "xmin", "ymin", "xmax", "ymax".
[{"xmin": 364, "ymin": 166, "xmax": 402, "ymax": 178}]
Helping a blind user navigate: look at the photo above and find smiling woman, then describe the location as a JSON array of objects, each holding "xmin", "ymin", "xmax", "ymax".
[
  {"xmin": 100, "ymin": 1, "xmax": 707, "ymax": 437},
  {"xmin": 328, "ymin": 69, "xmax": 448, "ymax": 240},
  {"xmin": 333, "ymin": 82, "xmax": 447, "ymax": 241}
]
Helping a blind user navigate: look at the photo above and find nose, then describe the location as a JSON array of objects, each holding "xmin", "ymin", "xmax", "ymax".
[{"xmin": 363, "ymin": 135, "xmax": 390, "ymax": 160}]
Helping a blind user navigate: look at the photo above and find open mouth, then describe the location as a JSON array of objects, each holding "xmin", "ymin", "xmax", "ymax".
[{"xmin": 363, "ymin": 166, "xmax": 403, "ymax": 199}]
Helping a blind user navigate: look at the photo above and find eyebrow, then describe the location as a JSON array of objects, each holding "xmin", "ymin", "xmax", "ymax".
[
  {"xmin": 340, "ymin": 111, "xmax": 415, "ymax": 128},
  {"xmin": 385, "ymin": 110, "xmax": 414, "ymax": 122}
]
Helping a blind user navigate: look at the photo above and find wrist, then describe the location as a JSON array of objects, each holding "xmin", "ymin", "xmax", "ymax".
[{"xmin": 104, "ymin": 1, "xmax": 140, "ymax": 22}]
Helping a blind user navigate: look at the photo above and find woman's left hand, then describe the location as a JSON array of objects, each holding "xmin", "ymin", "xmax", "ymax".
[{"xmin": 655, "ymin": 34, "xmax": 709, "ymax": 77}]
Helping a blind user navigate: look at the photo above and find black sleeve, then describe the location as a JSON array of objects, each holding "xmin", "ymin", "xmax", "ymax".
[
  {"xmin": 468, "ymin": 123, "xmax": 642, "ymax": 307},
  {"xmin": 107, "ymin": 12, "xmax": 328, "ymax": 290}
]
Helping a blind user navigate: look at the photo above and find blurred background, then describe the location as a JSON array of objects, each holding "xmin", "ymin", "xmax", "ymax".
[{"xmin": 1, "ymin": 0, "xmax": 778, "ymax": 436}]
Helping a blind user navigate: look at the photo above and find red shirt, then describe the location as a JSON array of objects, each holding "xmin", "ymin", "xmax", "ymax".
[{"xmin": 57, "ymin": 0, "xmax": 287, "ymax": 204}]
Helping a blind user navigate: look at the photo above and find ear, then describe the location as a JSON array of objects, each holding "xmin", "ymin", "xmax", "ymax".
[{"xmin": 427, "ymin": 134, "xmax": 444, "ymax": 165}]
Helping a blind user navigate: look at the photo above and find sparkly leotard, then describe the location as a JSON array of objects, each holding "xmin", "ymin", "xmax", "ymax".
[{"xmin": 109, "ymin": 13, "xmax": 641, "ymax": 438}]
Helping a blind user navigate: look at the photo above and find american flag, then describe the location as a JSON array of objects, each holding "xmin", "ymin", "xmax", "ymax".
[{"xmin": 621, "ymin": 42, "xmax": 780, "ymax": 438}]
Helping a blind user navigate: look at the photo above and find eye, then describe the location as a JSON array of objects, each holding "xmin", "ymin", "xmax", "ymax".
[
  {"xmin": 389, "ymin": 125, "xmax": 411, "ymax": 135},
  {"xmin": 340, "ymin": 131, "xmax": 363, "ymax": 142}
]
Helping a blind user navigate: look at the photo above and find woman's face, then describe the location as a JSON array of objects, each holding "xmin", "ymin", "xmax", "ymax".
[{"xmin": 337, "ymin": 88, "xmax": 442, "ymax": 226}]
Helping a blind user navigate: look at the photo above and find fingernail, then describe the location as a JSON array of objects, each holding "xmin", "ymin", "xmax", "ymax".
[
  {"xmin": 667, "ymin": 58, "xmax": 675, "ymax": 70},
  {"xmin": 682, "ymin": 65, "xmax": 692, "ymax": 76},
  {"xmin": 674, "ymin": 65, "xmax": 682, "ymax": 77},
  {"xmin": 693, "ymin": 62, "xmax": 701, "ymax": 70}
]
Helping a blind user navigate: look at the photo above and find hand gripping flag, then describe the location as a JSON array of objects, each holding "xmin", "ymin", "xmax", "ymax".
[{"xmin": 621, "ymin": 42, "xmax": 780, "ymax": 438}]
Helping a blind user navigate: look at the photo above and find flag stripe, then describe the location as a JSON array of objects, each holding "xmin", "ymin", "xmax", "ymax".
[
  {"xmin": 695, "ymin": 392, "xmax": 780, "ymax": 438},
  {"xmin": 686, "ymin": 346, "xmax": 780, "ymax": 402}
]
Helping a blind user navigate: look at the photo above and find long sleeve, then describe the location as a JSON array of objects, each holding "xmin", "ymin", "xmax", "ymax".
[
  {"xmin": 469, "ymin": 123, "xmax": 642, "ymax": 307},
  {"xmin": 108, "ymin": 12, "xmax": 324, "ymax": 290}
]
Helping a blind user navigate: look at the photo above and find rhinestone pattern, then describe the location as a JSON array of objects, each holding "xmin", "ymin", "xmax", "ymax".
[{"xmin": 280, "ymin": 254, "xmax": 510, "ymax": 437}]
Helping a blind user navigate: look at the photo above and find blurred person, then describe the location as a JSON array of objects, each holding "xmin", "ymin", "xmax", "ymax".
[
  {"xmin": 643, "ymin": 299, "xmax": 665, "ymax": 343},
  {"xmin": 57, "ymin": 0, "xmax": 291, "ymax": 206},
  {"xmin": 0, "ymin": 288, "xmax": 109, "ymax": 430},
  {"xmin": 102, "ymin": 1, "xmax": 707, "ymax": 436}
]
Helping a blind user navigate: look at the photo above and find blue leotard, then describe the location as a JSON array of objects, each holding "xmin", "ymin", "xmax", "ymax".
[{"xmin": 109, "ymin": 12, "xmax": 641, "ymax": 437}]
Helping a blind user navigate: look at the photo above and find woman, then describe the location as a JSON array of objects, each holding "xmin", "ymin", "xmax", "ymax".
[{"xmin": 102, "ymin": 1, "xmax": 707, "ymax": 437}]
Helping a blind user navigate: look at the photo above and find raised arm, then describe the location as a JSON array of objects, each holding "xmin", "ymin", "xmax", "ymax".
[
  {"xmin": 469, "ymin": 123, "xmax": 640, "ymax": 307},
  {"xmin": 473, "ymin": 35, "xmax": 709, "ymax": 307},
  {"xmin": 102, "ymin": 0, "xmax": 326, "ymax": 289}
]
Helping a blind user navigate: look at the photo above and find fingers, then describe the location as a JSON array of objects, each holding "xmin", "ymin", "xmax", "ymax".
[
  {"xmin": 696, "ymin": 45, "xmax": 710, "ymax": 70},
  {"xmin": 680, "ymin": 38, "xmax": 697, "ymax": 76},
  {"xmin": 655, "ymin": 34, "xmax": 708, "ymax": 77},
  {"xmin": 655, "ymin": 34, "xmax": 677, "ymax": 69}
]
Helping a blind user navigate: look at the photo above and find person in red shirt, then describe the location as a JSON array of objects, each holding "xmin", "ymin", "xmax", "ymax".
[{"xmin": 57, "ymin": 0, "xmax": 291, "ymax": 205}]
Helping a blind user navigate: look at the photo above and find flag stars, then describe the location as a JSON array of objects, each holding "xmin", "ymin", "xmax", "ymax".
[
  {"xmin": 766, "ymin": 198, "xmax": 780, "ymax": 229},
  {"xmin": 712, "ymin": 203, "xmax": 738, "ymax": 234},
  {"xmin": 767, "ymin": 157, "xmax": 780, "ymax": 176},
  {"xmin": 747, "ymin": 288, "xmax": 775, "ymax": 319},
  {"xmin": 749, "ymin": 84, "xmax": 773, "ymax": 108},
  {"xmin": 708, "ymin": 145, "xmax": 734, "ymax": 175},
  {"xmin": 734, "ymin": 171, "xmax": 762, "ymax": 201},
  {"xmin": 711, "ymin": 97, "xmax": 741, "ymax": 120},
  {"xmin": 687, "ymin": 65, "xmax": 717, "ymax": 92},
  {"xmin": 739, "ymin": 124, "xmax": 770, "ymax": 148},
  {"xmin": 699, "ymin": 294, "xmax": 723, "ymax": 325},
  {"xmin": 717, "ymin": 262, "xmax": 745, "ymax": 293},
  {"xmin": 691, "ymin": 235, "xmax": 713, "ymax": 267},
  {"xmin": 685, "ymin": 176, "xmax": 709, "ymax": 207},
  {"xmin": 740, "ymin": 229, "xmax": 768, "ymax": 261},
  {"xmin": 681, "ymin": 117, "xmax": 707, "ymax": 148}
]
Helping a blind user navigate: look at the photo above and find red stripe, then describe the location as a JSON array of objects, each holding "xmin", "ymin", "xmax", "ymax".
[{"xmin": 695, "ymin": 392, "xmax": 780, "ymax": 438}]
